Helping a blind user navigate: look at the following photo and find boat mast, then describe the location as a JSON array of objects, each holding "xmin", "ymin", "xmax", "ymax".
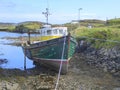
[
  {"xmin": 42, "ymin": 8, "xmax": 50, "ymax": 25},
  {"xmin": 42, "ymin": 0, "xmax": 51, "ymax": 25}
]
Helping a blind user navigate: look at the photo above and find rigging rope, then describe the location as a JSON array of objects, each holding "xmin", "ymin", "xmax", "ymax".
[{"xmin": 55, "ymin": 35, "xmax": 66, "ymax": 90}]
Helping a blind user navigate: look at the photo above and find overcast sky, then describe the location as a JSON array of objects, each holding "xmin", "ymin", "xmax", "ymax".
[{"xmin": 0, "ymin": 0, "xmax": 119, "ymax": 24}]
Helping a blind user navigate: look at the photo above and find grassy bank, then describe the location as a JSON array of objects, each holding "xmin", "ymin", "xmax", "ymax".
[{"xmin": 73, "ymin": 27, "xmax": 120, "ymax": 48}]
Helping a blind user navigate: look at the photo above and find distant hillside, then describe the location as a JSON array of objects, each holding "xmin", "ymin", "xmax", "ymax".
[
  {"xmin": 79, "ymin": 19, "xmax": 106, "ymax": 27},
  {"xmin": 0, "ymin": 22, "xmax": 16, "ymax": 26},
  {"xmin": 80, "ymin": 19, "xmax": 105, "ymax": 23},
  {"xmin": 17, "ymin": 21, "xmax": 44, "ymax": 25},
  {"xmin": 0, "ymin": 18, "xmax": 120, "ymax": 32},
  {"xmin": 0, "ymin": 23, "xmax": 16, "ymax": 31},
  {"xmin": 15, "ymin": 21, "xmax": 43, "ymax": 33},
  {"xmin": 64, "ymin": 19, "xmax": 106, "ymax": 31},
  {"xmin": 0, "ymin": 23, "xmax": 16, "ymax": 28},
  {"xmin": 107, "ymin": 18, "xmax": 120, "ymax": 24},
  {"xmin": 106, "ymin": 18, "xmax": 120, "ymax": 28},
  {"xmin": 0, "ymin": 21, "xmax": 43, "ymax": 32}
]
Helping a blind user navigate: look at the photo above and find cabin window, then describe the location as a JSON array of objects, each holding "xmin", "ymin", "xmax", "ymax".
[
  {"xmin": 41, "ymin": 30, "xmax": 45, "ymax": 35},
  {"xmin": 53, "ymin": 29, "xmax": 58, "ymax": 34},
  {"xmin": 59, "ymin": 29, "xmax": 63, "ymax": 34},
  {"xmin": 47, "ymin": 30, "xmax": 52, "ymax": 35}
]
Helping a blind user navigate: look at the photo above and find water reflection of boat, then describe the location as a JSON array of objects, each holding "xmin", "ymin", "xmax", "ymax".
[{"xmin": 22, "ymin": 9, "xmax": 77, "ymax": 74}]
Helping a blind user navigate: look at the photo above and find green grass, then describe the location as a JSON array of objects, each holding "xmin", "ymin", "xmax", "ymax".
[{"xmin": 72, "ymin": 27, "xmax": 120, "ymax": 48}]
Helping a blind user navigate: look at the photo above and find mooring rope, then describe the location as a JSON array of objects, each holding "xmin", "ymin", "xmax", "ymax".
[{"xmin": 55, "ymin": 35, "xmax": 66, "ymax": 90}]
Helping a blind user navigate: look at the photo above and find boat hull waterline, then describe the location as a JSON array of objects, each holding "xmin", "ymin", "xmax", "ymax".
[{"xmin": 22, "ymin": 34, "xmax": 77, "ymax": 74}]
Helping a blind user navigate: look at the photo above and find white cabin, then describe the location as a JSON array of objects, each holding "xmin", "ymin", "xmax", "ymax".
[{"xmin": 37, "ymin": 25, "xmax": 68, "ymax": 41}]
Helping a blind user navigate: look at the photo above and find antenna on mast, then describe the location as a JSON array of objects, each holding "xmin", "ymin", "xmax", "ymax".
[
  {"xmin": 42, "ymin": 8, "xmax": 50, "ymax": 24},
  {"xmin": 42, "ymin": 0, "xmax": 50, "ymax": 25}
]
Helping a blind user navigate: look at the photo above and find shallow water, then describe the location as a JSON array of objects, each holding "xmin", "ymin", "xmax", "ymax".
[
  {"xmin": 0, "ymin": 31, "xmax": 35, "ymax": 69},
  {"xmin": 0, "ymin": 31, "xmax": 28, "ymax": 38}
]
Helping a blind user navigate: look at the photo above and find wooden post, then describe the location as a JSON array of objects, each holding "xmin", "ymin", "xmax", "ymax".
[
  {"xmin": 24, "ymin": 50, "xmax": 26, "ymax": 71},
  {"xmin": 27, "ymin": 30, "xmax": 31, "ymax": 44}
]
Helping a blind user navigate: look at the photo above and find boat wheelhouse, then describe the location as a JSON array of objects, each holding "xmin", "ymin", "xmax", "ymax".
[{"xmin": 37, "ymin": 25, "xmax": 68, "ymax": 41}]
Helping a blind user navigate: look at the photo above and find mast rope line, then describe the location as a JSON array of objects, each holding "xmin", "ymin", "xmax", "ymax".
[{"xmin": 55, "ymin": 35, "xmax": 66, "ymax": 90}]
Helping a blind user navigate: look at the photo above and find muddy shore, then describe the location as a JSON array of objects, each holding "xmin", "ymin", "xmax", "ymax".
[
  {"xmin": 0, "ymin": 36, "xmax": 120, "ymax": 90},
  {"xmin": 0, "ymin": 53, "xmax": 120, "ymax": 90}
]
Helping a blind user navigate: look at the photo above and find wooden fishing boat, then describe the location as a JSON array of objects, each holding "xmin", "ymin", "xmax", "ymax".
[
  {"xmin": 22, "ymin": 25, "xmax": 77, "ymax": 74},
  {"xmin": 22, "ymin": 8, "xmax": 77, "ymax": 74}
]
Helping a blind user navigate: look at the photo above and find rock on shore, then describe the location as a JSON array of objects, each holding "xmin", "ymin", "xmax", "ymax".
[{"xmin": 77, "ymin": 40, "xmax": 120, "ymax": 77}]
